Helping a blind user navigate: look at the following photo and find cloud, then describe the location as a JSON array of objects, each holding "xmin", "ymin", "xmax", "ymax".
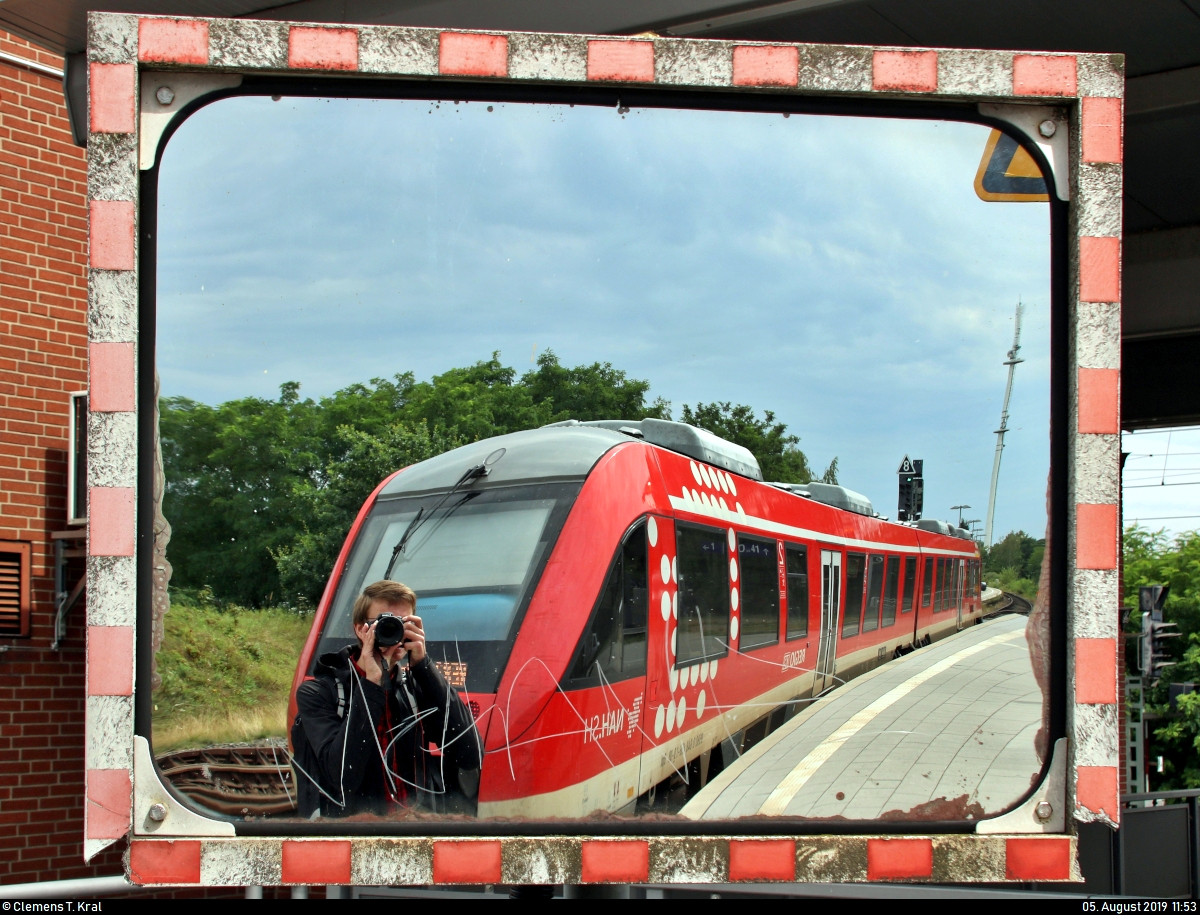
[{"xmin": 157, "ymin": 95, "xmax": 1051, "ymax": 536}]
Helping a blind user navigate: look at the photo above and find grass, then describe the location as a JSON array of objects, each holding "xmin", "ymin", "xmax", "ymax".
[
  {"xmin": 985, "ymin": 566, "xmax": 1039, "ymax": 601},
  {"xmin": 152, "ymin": 590, "xmax": 314, "ymax": 753}
]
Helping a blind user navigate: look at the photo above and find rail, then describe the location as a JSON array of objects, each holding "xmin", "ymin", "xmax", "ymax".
[
  {"xmin": 157, "ymin": 745, "xmax": 297, "ymax": 817},
  {"xmin": 981, "ymin": 591, "xmax": 1032, "ymax": 619}
]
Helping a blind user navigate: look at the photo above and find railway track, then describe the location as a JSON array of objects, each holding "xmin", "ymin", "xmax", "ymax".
[
  {"xmin": 156, "ymin": 745, "xmax": 297, "ymax": 817},
  {"xmin": 984, "ymin": 590, "xmax": 1033, "ymax": 618}
]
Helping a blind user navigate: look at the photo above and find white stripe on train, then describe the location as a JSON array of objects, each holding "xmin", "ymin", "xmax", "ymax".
[{"xmin": 668, "ymin": 492, "xmax": 977, "ymax": 558}]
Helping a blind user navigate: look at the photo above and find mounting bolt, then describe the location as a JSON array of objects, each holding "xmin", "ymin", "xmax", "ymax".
[
  {"xmin": 1038, "ymin": 119, "xmax": 1056, "ymax": 138},
  {"xmin": 1035, "ymin": 800, "xmax": 1053, "ymax": 820},
  {"xmin": 148, "ymin": 802, "xmax": 167, "ymax": 822},
  {"xmin": 155, "ymin": 86, "xmax": 175, "ymax": 106}
]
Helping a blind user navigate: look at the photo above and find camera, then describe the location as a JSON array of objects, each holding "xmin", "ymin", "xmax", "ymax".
[{"xmin": 372, "ymin": 613, "xmax": 406, "ymax": 647}]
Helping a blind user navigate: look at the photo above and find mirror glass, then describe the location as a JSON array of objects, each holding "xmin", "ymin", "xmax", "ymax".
[{"xmin": 151, "ymin": 94, "xmax": 1052, "ymax": 824}]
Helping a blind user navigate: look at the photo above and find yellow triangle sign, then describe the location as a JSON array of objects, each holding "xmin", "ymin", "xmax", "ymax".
[{"xmin": 974, "ymin": 129, "xmax": 1049, "ymax": 202}]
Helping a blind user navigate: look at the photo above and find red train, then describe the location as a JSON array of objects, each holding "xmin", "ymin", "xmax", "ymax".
[{"xmin": 289, "ymin": 418, "xmax": 981, "ymax": 818}]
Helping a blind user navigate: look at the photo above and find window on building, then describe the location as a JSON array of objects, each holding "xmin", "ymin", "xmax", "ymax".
[
  {"xmin": 882, "ymin": 556, "xmax": 900, "ymax": 627},
  {"xmin": 786, "ymin": 543, "xmax": 809, "ymax": 640},
  {"xmin": 922, "ymin": 556, "xmax": 934, "ymax": 607},
  {"xmin": 569, "ymin": 522, "xmax": 648, "ymax": 683},
  {"xmin": 843, "ymin": 552, "xmax": 865, "ymax": 637},
  {"xmin": 0, "ymin": 541, "xmax": 31, "ymax": 639},
  {"xmin": 738, "ymin": 535, "xmax": 779, "ymax": 651},
  {"xmin": 676, "ymin": 522, "xmax": 730, "ymax": 665},
  {"xmin": 902, "ymin": 555, "xmax": 916, "ymax": 613},
  {"xmin": 863, "ymin": 554, "xmax": 884, "ymax": 632}
]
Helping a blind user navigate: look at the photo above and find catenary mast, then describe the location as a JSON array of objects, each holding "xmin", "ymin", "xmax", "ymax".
[{"xmin": 984, "ymin": 302, "xmax": 1025, "ymax": 548}]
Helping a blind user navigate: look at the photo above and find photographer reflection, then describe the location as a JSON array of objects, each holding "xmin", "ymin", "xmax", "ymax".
[{"xmin": 293, "ymin": 580, "xmax": 481, "ymax": 818}]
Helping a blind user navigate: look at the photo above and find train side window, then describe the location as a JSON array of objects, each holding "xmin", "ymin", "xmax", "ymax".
[
  {"xmin": 737, "ymin": 534, "xmax": 779, "ymax": 651},
  {"xmin": 902, "ymin": 556, "xmax": 916, "ymax": 613},
  {"xmin": 933, "ymin": 558, "xmax": 944, "ymax": 612},
  {"xmin": 843, "ymin": 552, "xmax": 865, "ymax": 637},
  {"xmin": 863, "ymin": 554, "xmax": 884, "ymax": 632},
  {"xmin": 676, "ymin": 522, "xmax": 730, "ymax": 666},
  {"xmin": 922, "ymin": 556, "xmax": 933, "ymax": 607},
  {"xmin": 568, "ymin": 521, "xmax": 648, "ymax": 684},
  {"xmin": 785, "ymin": 543, "xmax": 809, "ymax": 640},
  {"xmin": 622, "ymin": 531, "xmax": 649, "ymax": 674},
  {"xmin": 882, "ymin": 556, "xmax": 900, "ymax": 627}
]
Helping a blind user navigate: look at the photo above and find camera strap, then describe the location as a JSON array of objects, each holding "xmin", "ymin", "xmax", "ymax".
[{"xmin": 397, "ymin": 673, "xmax": 421, "ymax": 723}]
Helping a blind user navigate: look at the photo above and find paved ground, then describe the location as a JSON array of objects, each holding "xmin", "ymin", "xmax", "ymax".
[{"xmin": 681, "ymin": 614, "xmax": 1042, "ymax": 820}]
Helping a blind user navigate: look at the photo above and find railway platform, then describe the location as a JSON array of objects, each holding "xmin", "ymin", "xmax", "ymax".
[{"xmin": 681, "ymin": 614, "xmax": 1040, "ymax": 820}]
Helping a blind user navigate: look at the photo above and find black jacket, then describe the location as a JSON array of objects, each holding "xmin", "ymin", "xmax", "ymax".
[{"xmin": 293, "ymin": 646, "xmax": 481, "ymax": 818}]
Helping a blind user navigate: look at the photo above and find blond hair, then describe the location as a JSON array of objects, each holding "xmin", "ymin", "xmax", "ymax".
[{"xmin": 352, "ymin": 580, "xmax": 417, "ymax": 629}]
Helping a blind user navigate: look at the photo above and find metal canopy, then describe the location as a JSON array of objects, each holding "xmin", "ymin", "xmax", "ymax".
[{"xmin": 4, "ymin": 0, "xmax": 1195, "ymax": 428}]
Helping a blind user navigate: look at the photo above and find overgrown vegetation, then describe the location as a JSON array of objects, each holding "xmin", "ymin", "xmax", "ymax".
[
  {"xmin": 152, "ymin": 589, "xmax": 312, "ymax": 751},
  {"xmin": 980, "ymin": 529, "xmax": 1045, "ymax": 599},
  {"xmin": 1124, "ymin": 526, "xmax": 1200, "ymax": 789},
  {"xmin": 162, "ymin": 351, "xmax": 831, "ymax": 608}
]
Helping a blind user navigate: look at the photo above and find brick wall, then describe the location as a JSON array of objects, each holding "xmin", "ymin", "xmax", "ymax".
[{"xmin": 0, "ymin": 28, "xmax": 124, "ymax": 885}]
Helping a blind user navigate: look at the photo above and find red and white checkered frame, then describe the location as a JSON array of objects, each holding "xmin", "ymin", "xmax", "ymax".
[{"xmin": 84, "ymin": 11, "xmax": 1122, "ymax": 884}]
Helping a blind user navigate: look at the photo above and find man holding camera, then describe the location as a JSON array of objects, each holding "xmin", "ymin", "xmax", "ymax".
[{"xmin": 293, "ymin": 580, "xmax": 481, "ymax": 818}]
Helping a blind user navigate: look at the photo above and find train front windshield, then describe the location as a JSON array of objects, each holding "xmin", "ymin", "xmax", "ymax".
[{"xmin": 316, "ymin": 482, "xmax": 580, "ymax": 692}]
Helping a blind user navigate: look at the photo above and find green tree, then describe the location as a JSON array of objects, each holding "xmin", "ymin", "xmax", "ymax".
[
  {"xmin": 679, "ymin": 401, "xmax": 819, "ymax": 485},
  {"xmin": 521, "ymin": 350, "xmax": 671, "ymax": 423},
  {"xmin": 981, "ymin": 530, "xmax": 1044, "ymax": 598},
  {"xmin": 274, "ymin": 423, "xmax": 465, "ymax": 607},
  {"xmin": 820, "ymin": 456, "xmax": 840, "ymax": 485},
  {"xmin": 403, "ymin": 354, "xmax": 553, "ymax": 441},
  {"xmin": 1145, "ymin": 634, "xmax": 1200, "ymax": 789},
  {"xmin": 160, "ymin": 383, "xmax": 323, "ymax": 607},
  {"xmin": 1123, "ymin": 526, "xmax": 1200, "ymax": 789},
  {"xmin": 1124, "ymin": 526, "xmax": 1200, "ymax": 663}
]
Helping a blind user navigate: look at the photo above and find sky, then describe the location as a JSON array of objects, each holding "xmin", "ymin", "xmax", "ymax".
[
  {"xmin": 156, "ymin": 94, "xmax": 1053, "ymax": 541},
  {"xmin": 1122, "ymin": 427, "xmax": 1200, "ymax": 540}
]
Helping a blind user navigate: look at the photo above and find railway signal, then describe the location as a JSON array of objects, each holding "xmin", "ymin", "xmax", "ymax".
[
  {"xmin": 897, "ymin": 455, "xmax": 923, "ymax": 522},
  {"xmin": 1139, "ymin": 585, "xmax": 1179, "ymax": 682}
]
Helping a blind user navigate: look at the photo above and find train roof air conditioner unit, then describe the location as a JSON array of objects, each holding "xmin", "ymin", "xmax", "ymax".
[
  {"xmin": 916, "ymin": 518, "xmax": 974, "ymax": 540},
  {"xmin": 769, "ymin": 481, "xmax": 875, "ymax": 517},
  {"xmin": 549, "ymin": 418, "xmax": 763, "ymax": 481}
]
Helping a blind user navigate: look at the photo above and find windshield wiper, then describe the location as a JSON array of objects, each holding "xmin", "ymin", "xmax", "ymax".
[{"xmin": 382, "ymin": 462, "xmax": 488, "ymax": 579}]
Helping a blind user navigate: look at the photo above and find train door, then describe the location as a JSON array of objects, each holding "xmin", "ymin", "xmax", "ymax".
[
  {"xmin": 906, "ymin": 553, "xmax": 921, "ymax": 648},
  {"xmin": 813, "ymin": 549, "xmax": 841, "ymax": 696}
]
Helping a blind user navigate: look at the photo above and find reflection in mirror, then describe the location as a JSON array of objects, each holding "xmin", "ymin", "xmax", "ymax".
[{"xmin": 151, "ymin": 95, "xmax": 1051, "ymax": 824}]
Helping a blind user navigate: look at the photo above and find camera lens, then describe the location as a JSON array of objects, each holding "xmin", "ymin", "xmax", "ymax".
[{"xmin": 373, "ymin": 613, "xmax": 404, "ymax": 647}]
